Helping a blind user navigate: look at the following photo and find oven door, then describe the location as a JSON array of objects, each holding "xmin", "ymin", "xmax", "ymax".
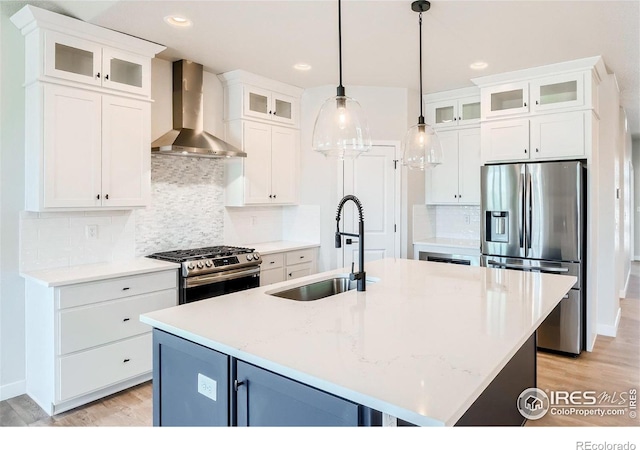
[{"xmin": 182, "ymin": 266, "xmax": 260, "ymax": 304}]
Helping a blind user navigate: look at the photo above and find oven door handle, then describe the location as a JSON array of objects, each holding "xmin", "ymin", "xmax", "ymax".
[
  {"xmin": 185, "ymin": 266, "xmax": 261, "ymax": 288},
  {"xmin": 486, "ymin": 260, "xmax": 569, "ymax": 273}
]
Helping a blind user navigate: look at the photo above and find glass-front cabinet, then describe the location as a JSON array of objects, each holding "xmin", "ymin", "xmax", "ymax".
[
  {"xmin": 243, "ymin": 85, "xmax": 296, "ymax": 126},
  {"xmin": 481, "ymin": 82, "xmax": 530, "ymax": 119},
  {"xmin": 530, "ymin": 73, "xmax": 584, "ymax": 113},
  {"xmin": 426, "ymin": 95, "xmax": 481, "ymax": 128},
  {"xmin": 44, "ymin": 31, "xmax": 150, "ymax": 96}
]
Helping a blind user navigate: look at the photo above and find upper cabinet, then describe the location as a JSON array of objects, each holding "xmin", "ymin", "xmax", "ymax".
[
  {"xmin": 219, "ymin": 70, "xmax": 303, "ymax": 206},
  {"xmin": 472, "ymin": 56, "xmax": 607, "ymax": 164},
  {"xmin": 219, "ymin": 70, "xmax": 302, "ymax": 128},
  {"xmin": 424, "ymin": 87, "xmax": 481, "ymax": 129},
  {"xmin": 44, "ymin": 31, "xmax": 151, "ymax": 96},
  {"xmin": 11, "ymin": 5, "xmax": 165, "ymax": 212}
]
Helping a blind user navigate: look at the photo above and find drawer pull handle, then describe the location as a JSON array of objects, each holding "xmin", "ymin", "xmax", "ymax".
[
  {"xmin": 299, "ymin": 256, "xmax": 304, "ymax": 259},
  {"xmin": 289, "ymin": 273, "xmax": 292, "ymax": 277},
  {"xmin": 270, "ymin": 261, "xmax": 275, "ymax": 264},
  {"xmin": 123, "ymin": 318, "xmax": 130, "ymax": 322},
  {"xmin": 123, "ymin": 358, "xmax": 130, "ymax": 363},
  {"xmin": 122, "ymin": 287, "xmax": 130, "ymax": 291}
]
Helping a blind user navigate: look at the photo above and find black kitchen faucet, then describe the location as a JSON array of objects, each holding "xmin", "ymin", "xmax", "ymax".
[{"xmin": 334, "ymin": 195, "xmax": 366, "ymax": 291}]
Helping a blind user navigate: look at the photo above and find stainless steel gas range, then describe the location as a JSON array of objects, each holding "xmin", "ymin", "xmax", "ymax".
[{"xmin": 147, "ymin": 246, "xmax": 262, "ymax": 304}]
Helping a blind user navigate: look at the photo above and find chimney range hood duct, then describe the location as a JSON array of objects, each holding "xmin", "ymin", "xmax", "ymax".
[{"xmin": 151, "ymin": 60, "xmax": 246, "ymax": 158}]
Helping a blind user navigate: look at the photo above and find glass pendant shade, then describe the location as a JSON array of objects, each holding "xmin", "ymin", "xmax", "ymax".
[
  {"xmin": 312, "ymin": 94, "xmax": 372, "ymax": 159},
  {"xmin": 402, "ymin": 121, "xmax": 442, "ymax": 170}
]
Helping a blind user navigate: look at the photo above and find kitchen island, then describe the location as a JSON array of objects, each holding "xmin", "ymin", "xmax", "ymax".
[{"xmin": 140, "ymin": 258, "xmax": 575, "ymax": 426}]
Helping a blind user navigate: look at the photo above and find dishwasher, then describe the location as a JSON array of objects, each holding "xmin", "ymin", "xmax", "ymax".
[{"xmin": 418, "ymin": 251, "xmax": 480, "ymax": 266}]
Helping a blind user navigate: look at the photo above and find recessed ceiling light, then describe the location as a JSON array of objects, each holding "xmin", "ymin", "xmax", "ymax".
[
  {"xmin": 470, "ymin": 61, "xmax": 488, "ymax": 70},
  {"xmin": 293, "ymin": 63, "xmax": 312, "ymax": 71},
  {"xmin": 164, "ymin": 15, "xmax": 192, "ymax": 28}
]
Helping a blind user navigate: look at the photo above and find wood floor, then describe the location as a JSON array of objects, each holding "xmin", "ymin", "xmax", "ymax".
[{"xmin": 1, "ymin": 262, "xmax": 638, "ymax": 427}]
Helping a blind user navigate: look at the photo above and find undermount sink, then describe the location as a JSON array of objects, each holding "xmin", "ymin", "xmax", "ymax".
[{"xmin": 267, "ymin": 275, "xmax": 377, "ymax": 301}]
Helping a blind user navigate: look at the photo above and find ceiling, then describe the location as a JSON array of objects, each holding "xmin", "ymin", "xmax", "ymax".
[{"xmin": 5, "ymin": 0, "xmax": 640, "ymax": 137}]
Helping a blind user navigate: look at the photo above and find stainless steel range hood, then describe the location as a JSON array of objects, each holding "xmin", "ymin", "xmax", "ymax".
[{"xmin": 151, "ymin": 60, "xmax": 246, "ymax": 158}]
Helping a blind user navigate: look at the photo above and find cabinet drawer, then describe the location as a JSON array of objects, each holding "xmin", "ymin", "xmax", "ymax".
[
  {"xmin": 59, "ymin": 289, "xmax": 177, "ymax": 355},
  {"xmin": 261, "ymin": 253, "xmax": 284, "ymax": 270},
  {"xmin": 285, "ymin": 249, "xmax": 315, "ymax": 265},
  {"xmin": 58, "ymin": 333, "xmax": 151, "ymax": 402},
  {"xmin": 58, "ymin": 270, "xmax": 177, "ymax": 309},
  {"xmin": 286, "ymin": 262, "xmax": 313, "ymax": 280}
]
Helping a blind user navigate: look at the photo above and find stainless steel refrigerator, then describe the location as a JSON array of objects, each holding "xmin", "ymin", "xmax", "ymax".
[{"xmin": 481, "ymin": 160, "xmax": 586, "ymax": 355}]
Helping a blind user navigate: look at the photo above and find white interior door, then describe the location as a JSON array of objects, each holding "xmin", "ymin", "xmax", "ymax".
[{"xmin": 338, "ymin": 143, "xmax": 400, "ymax": 271}]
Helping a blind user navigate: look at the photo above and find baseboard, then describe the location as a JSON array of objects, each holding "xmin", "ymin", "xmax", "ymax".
[
  {"xmin": 634, "ymin": 255, "xmax": 640, "ymax": 261},
  {"xmin": 596, "ymin": 307, "xmax": 622, "ymax": 337},
  {"xmin": 619, "ymin": 271, "xmax": 631, "ymax": 299},
  {"xmin": 0, "ymin": 379, "xmax": 26, "ymax": 401},
  {"xmin": 587, "ymin": 333, "xmax": 597, "ymax": 352}
]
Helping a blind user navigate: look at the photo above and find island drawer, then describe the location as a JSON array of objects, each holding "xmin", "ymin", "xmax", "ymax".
[
  {"xmin": 285, "ymin": 248, "xmax": 315, "ymax": 265},
  {"xmin": 58, "ymin": 270, "xmax": 178, "ymax": 309},
  {"xmin": 286, "ymin": 261, "xmax": 313, "ymax": 280},
  {"xmin": 58, "ymin": 289, "xmax": 177, "ymax": 355},
  {"xmin": 261, "ymin": 253, "xmax": 284, "ymax": 270},
  {"xmin": 57, "ymin": 333, "xmax": 151, "ymax": 402}
]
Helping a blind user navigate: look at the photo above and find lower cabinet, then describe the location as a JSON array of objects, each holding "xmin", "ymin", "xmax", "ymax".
[
  {"xmin": 152, "ymin": 329, "xmax": 379, "ymax": 427},
  {"xmin": 24, "ymin": 269, "xmax": 178, "ymax": 415},
  {"xmin": 259, "ymin": 247, "xmax": 318, "ymax": 287},
  {"xmin": 235, "ymin": 361, "xmax": 360, "ymax": 426}
]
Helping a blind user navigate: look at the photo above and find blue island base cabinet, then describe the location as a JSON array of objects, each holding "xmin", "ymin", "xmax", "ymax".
[{"xmin": 152, "ymin": 330, "xmax": 381, "ymax": 426}]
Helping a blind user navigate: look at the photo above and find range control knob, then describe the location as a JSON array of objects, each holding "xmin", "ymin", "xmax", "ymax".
[
  {"xmin": 246, "ymin": 253, "xmax": 253, "ymax": 261},
  {"xmin": 187, "ymin": 263, "xmax": 195, "ymax": 270},
  {"xmin": 196, "ymin": 261, "xmax": 204, "ymax": 269},
  {"xmin": 253, "ymin": 252, "xmax": 260, "ymax": 260},
  {"xmin": 205, "ymin": 260, "xmax": 213, "ymax": 268}
]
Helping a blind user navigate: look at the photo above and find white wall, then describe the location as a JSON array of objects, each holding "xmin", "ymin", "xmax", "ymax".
[
  {"xmin": 299, "ymin": 85, "xmax": 415, "ymax": 271},
  {"xmin": 595, "ymin": 74, "xmax": 621, "ymax": 337},
  {"xmin": 633, "ymin": 138, "xmax": 640, "ymax": 260},
  {"xmin": 618, "ymin": 107, "xmax": 632, "ymax": 296},
  {"xmin": 0, "ymin": 6, "xmax": 26, "ymax": 400}
]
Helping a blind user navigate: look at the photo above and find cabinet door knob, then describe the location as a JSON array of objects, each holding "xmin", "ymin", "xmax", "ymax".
[
  {"xmin": 454, "ymin": 195, "xmax": 458, "ymax": 198},
  {"xmin": 524, "ymin": 102, "xmax": 527, "ymax": 107},
  {"xmin": 288, "ymin": 273, "xmax": 293, "ymax": 277},
  {"xmin": 105, "ymin": 194, "xmax": 109, "ymax": 200},
  {"xmin": 458, "ymin": 117, "xmax": 462, "ymax": 121},
  {"xmin": 96, "ymin": 72, "xmax": 100, "ymax": 79},
  {"xmin": 453, "ymin": 117, "xmax": 457, "ymax": 121},
  {"xmin": 536, "ymin": 148, "xmax": 539, "ymax": 153},
  {"xmin": 524, "ymin": 149, "xmax": 528, "ymax": 153},
  {"xmin": 535, "ymin": 100, "xmax": 539, "ymax": 105},
  {"xmin": 105, "ymin": 74, "xmax": 109, "ymax": 80},
  {"xmin": 96, "ymin": 194, "xmax": 100, "ymax": 200},
  {"xmin": 269, "ymin": 110, "xmax": 272, "ymax": 115},
  {"xmin": 273, "ymin": 111, "xmax": 276, "ymax": 116},
  {"xmin": 269, "ymin": 194, "xmax": 273, "ymax": 198},
  {"xmin": 273, "ymin": 194, "xmax": 276, "ymax": 199},
  {"xmin": 123, "ymin": 358, "xmax": 130, "ymax": 363}
]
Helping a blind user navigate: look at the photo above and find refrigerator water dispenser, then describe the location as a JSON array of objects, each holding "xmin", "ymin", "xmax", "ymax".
[{"xmin": 486, "ymin": 211, "xmax": 509, "ymax": 243}]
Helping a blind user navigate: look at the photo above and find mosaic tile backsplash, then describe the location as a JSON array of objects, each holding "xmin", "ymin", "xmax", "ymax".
[{"xmin": 134, "ymin": 155, "xmax": 226, "ymax": 256}]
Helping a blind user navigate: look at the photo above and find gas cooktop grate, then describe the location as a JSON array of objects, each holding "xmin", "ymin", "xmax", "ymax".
[{"xmin": 147, "ymin": 246, "xmax": 255, "ymax": 262}]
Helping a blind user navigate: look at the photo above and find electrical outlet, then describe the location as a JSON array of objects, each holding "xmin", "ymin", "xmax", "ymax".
[
  {"xmin": 85, "ymin": 224, "xmax": 98, "ymax": 240},
  {"xmin": 197, "ymin": 373, "xmax": 217, "ymax": 401}
]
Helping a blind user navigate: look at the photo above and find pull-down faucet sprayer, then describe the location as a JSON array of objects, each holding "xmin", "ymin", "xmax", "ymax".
[{"xmin": 335, "ymin": 195, "xmax": 366, "ymax": 291}]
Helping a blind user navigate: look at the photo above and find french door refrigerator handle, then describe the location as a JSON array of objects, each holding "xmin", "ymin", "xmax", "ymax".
[
  {"xmin": 519, "ymin": 171, "xmax": 525, "ymax": 249},
  {"xmin": 526, "ymin": 170, "xmax": 533, "ymax": 251}
]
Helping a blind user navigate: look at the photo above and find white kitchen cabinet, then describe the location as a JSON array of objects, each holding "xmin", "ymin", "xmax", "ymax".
[
  {"xmin": 530, "ymin": 72, "xmax": 585, "ymax": 113},
  {"xmin": 426, "ymin": 128, "xmax": 481, "ymax": 205},
  {"xmin": 24, "ymin": 269, "xmax": 178, "ymax": 415},
  {"xmin": 44, "ymin": 30, "xmax": 151, "ymax": 96},
  {"xmin": 259, "ymin": 248, "xmax": 318, "ymax": 287},
  {"xmin": 482, "ymin": 111, "xmax": 589, "ymax": 163},
  {"xmin": 426, "ymin": 95, "xmax": 481, "ymax": 128},
  {"xmin": 11, "ymin": 5, "xmax": 164, "ymax": 212},
  {"xmin": 225, "ymin": 120, "xmax": 298, "ymax": 206},
  {"xmin": 481, "ymin": 81, "xmax": 530, "ymax": 119},
  {"xmin": 219, "ymin": 70, "xmax": 303, "ymax": 128},
  {"xmin": 32, "ymin": 83, "xmax": 150, "ymax": 210}
]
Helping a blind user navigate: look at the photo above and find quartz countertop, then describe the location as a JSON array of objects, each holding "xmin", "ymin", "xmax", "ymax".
[
  {"xmin": 21, "ymin": 258, "xmax": 180, "ymax": 287},
  {"xmin": 237, "ymin": 240, "xmax": 320, "ymax": 255},
  {"xmin": 140, "ymin": 257, "xmax": 575, "ymax": 426}
]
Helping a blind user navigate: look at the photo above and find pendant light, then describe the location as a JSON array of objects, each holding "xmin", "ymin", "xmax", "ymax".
[
  {"xmin": 312, "ymin": 0, "xmax": 371, "ymax": 159},
  {"xmin": 402, "ymin": 0, "xmax": 442, "ymax": 170}
]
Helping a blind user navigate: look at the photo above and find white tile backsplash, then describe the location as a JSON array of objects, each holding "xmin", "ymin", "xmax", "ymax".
[
  {"xmin": 19, "ymin": 210, "xmax": 135, "ymax": 272},
  {"xmin": 412, "ymin": 204, "xmax": 480, "ymax": 242},
  {"xmin": 283, "ymin": 205, "xmax": 321, "ymax": 243},
  {"xmin": 224, "ymin": 206, "xmax": 284, "ymax": 245}
]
